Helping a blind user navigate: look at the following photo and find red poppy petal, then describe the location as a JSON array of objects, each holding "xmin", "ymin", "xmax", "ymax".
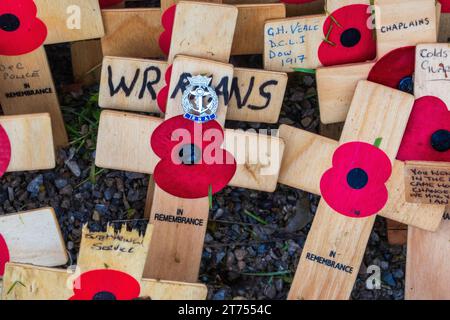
[
  {"xmin": 397, "ymin": 96, "xmax": 450, "ymax": 162},
  {"xmin": 159, "ymin": 5, "xmax": 176, "ymax": 56},
  {"xmin": 318, "ymin": 5, "xmax": 376, "ymax": 66},
  {"xmin": 70, "ymin": 269, "xmax": 140, "ymax": 300},
  {"xmin": 156, "ymin": 65, "xmax": 172, "ymax": 113},
  {"xmin": 320, "ymin": 141, "xmax": 392, "ymax": 218},
  {"xmin": 439, "ymin": 0, "xmax": 450, "ymax": 13},
  {"xmin": 0, "ymin": 124, "xmax": 11, "ymax": 177},
  {"xmin": 99, "ymin": 0, "xmax": 123, "ymax": 9},
  {"xmin": 0, "ymin": 0, "xmax": 47, "ymax": 56},
  {"xmin": 367, "ymin": 46, "xmax": 415, "ymax": 90},
  {"xmin": 0, "ymin": 234, "xmax": 10, "ymax": 276}
]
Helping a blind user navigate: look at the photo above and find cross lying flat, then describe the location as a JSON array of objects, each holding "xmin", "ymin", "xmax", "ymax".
[{"xmin": 2, "ymin": 225, "xmax": 207, "ymax": 299}]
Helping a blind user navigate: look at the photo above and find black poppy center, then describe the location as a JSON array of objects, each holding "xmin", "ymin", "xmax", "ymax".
[
  {"xmin": 430, "ymin": 129, "xmax": 450, "ymax": 152},
  {"xmin": 0, "ymin": 14, "xmax": 20, "ymax": 32},
  {"xmin": 340, "ymin": 28, "xmax": 361, "ymax": 48},
  {"xmin": 347, "ymin": 168, "xmax": 369, "ymax": 190},
  {"xmin": 397, "ymin": 76, "xmax": 414, "ymax": 94},
  {"xmin": 92, "ymin": 291, "xmax": 117, "ymax": 300},
  {"xmin": 178, "ymin": 143, "xmax": 201, "ymax": 165}
]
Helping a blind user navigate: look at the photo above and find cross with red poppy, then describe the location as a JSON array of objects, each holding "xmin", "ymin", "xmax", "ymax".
[
  {"xmin": 0, "ymin": 0, "xmax": 105, "ymax": 147},
  {"xmin": 277, "ymin": 80, "xmax": 442, "ymax": 300},
  {"xmin": 95, "ymin": 1, "xmax": 286, "ymax": 285},
  {"xmin": 2, "ymin": 224, "xmax": 208, "ymax": 299}
]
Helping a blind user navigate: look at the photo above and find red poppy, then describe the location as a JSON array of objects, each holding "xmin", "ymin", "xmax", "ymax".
[
  {"xmin": 69, "ymin": 269, "xmax": 140, "ymax": 300},
  {"xmin": 156, "ymin": 65, "xmax": 172, "ymax": 113},
  {"xmin": 367, "ymin": 46, "xmax": 416, "ymax": 94},
  {"xmin": 151, "ymin": 115, "xmax": 236, "ymax": 199},
  {"xmin": 397, "ymin": 96, "xmax": 450, "ymax": 162},
  {"xmin": 320, "ymin": 141, "xmax": 392, "ymax": 218},
  {"xmin": 159, "ymin": 5, "xmax": 176, "ymax": 56},
  {"xmin": 0, "ymin": 234, "xmax": 10, "ymax": 276},
  {"xmin": 439, "ymin": 1, "xmax": 450, "ymax": 13},
  {"xmin": 99, "ymin": 0, "xmax": 123, "ymax": 9},
  {"xmin": 0, "ymin": 0, "xmax": 47, "ymax": 56},
  {"xmin": 0, "ymin": 124, "xmax": 11, "ymax": 177},
  {"xmin": 318, "ymin": 4, "xmax": 376, "ymax": 67}
]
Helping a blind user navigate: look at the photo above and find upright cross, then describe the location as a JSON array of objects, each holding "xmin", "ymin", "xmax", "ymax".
[{"xmin": 0, "ymin": 0, "xmax": 104, "ymax": 147}]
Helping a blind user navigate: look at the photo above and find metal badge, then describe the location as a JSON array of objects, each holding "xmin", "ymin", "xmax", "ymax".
[{"xmin": 182, "ymin": 75, "xmax": 218, "ymax": 123}]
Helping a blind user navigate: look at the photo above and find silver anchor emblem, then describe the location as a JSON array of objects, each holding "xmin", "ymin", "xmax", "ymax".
[{"xmin": 182, "ymin": 75, "xmax": 218, "ymax": 123}]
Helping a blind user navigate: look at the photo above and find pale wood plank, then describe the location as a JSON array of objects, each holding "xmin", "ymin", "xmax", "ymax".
[
  {"xmin": 101, "ymin": 8, "xmax": 164, "ymax": 59},
  {"xmin": 0, "ymin": 208, "xmax": 67, "ymax": 270},
  {"xmin": 232, "ymin": 4, "xmax": 286, "ymax": 55},
  {"xmin": 375, "ymin": 0, "xmax": 437, "ymax": 58},
  {"xmin": 405, "ymin": 213, "xmax": 450, "ymax": 299},
  {"xmin": 415, "ymin": 43, "xmax": 450, "ymax": 107},
  {"xmin": 2, "ymin": 113, "xmax": 55, "ymax": 172},
  {"xmin": 317, "ymin": 62, "xmax": 375, "ymax": 124},
  {"xmin": 227, "ymin": 67, "xmax": 287, "ymax": 123},
  {"xmin": 99, "ymin": 56, "xmax": 168, "ymax": 113},
  {"xmin": 0, "ymin": 47, "xmax": 68, "ymax": 147},
  {"xmin": 36, "ymin": 0, "xmax": 104, "ymax": 44},
  {"xmin": 288, "ymin": 81, "xmax": 414, "ymax": 300},
  {"xmin": 264, "ymin": 15, "xmax": 326, "ymax": 72},
  {"xmin": 168, "ymin": 2, "xmax": 238, "ymax": 63}
]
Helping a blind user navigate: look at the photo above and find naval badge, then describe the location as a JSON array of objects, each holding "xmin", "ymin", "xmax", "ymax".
[{"xmin": 182, "ymin": 75, "xmax": 218, "ymax": 123}]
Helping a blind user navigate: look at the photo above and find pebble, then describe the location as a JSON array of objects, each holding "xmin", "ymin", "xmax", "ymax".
[
  {"xmin": 65, "ymin": 160, "xmax": 81, "ymax": 177},
  {"xmin": 54, "ymin": 178, "xmax": 68, "ymax": 190},
  {"xmin": 26, "ymin": 174, "xmax": 43, "ymax": 195},
  {"xmin": 234, "ymin": 249, "xmax": 247, "ymax": 261},
  {"xmin": 212, "ymin": 289, "xmax": 226, "ymax": 300}
]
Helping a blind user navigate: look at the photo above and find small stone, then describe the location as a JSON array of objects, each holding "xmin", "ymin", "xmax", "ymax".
[
  {"xmin": 285, "ymin": 199, "xmax": 312, "ymax": 233},
  {"xmin": 290, "ymin": 91, "xmax": 304, "ymax": 102},
  {"xmin": 67, "ymin": 241, "xmax": 74, "ymax": 250},
  {"xmin": 234, "ymin": 249, "xmax": 247, "ymax": 261},
  {"xmin": 95, "ymin": 204, "xmax": 108, "ymax": 215},
  {"xmin": 92, "ymin": 211, "xmax": 101, "ymax": 222},
  {"xmin": 7, "ymin": 187, "xmax": 14, "ymax": 202},
  {"xmin": 275, "ymin": 278, "xmax": 283, "ymax": 292},
  {"xmin": 382, "ymin": 272, "xmax": 396, "ymax": 287},
  {"xmin": 59, "ymin": 185, "xmax": 73, "ymax": 196},
  {"xmin": 264, "ymin": 285, "xmax": 277, "ymax": 299},
  {"xmin": 237, "ymin": 260, "xmax": 246, "ymax": 271},
  {"xmin": 27, "ymin": 175, "xmax": 43, "ymax": 195},
  {"xmin": 65, "ymin": 160, "xmax": 81, "ymax": 177},
  {"xmin": 215, "ymin": 251, "xmax": 226, "ymax": 264},
  {"xmin": 54, "ymin": 178, "xmax": 68, "ymax": 190},
  {"xmin": 380, "ymin": 261, "xmax": 389, "ymax": 270},
  {"xmin": 393, "ymin": 269, "xmax": 404, "ymax": 279},
  {"xmin": 300, "ymin": 116, "xmax": 313, "ymax": 128},
  {"xmin": 212, "ymin": 289, "xmax": 226, "ymax": 300}
]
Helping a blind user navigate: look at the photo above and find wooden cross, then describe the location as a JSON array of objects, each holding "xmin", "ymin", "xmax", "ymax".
[
  {"xmin": 0, "ymin": 0, "xmax": 105, "ymax": 147},
  {"xmin": 315, "ymin": 0, "xmax": 438, "ymax": 124},
  {"xmin": 0, "ymin": 207, "xmax": 67, "ymax": 294},
  {"xmin": 400, "ymin": 42, "xmax": 450, "ymax": 299},
  {"xmin": 95, "ymin": 2, "xmax": 285, "ymax": 283},
  {"xmin": 278, "ymin": 80, "xmax": 440, "ymax": 299},
  {"xmin": 2, "ymin": 224, "xmax": 207, "ymax": 299}
]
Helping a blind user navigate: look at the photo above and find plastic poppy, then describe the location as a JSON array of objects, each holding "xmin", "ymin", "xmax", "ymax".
[
  {"xmin": 397, "ymin": 96, "xmax": 450, "ymax": 162},
  {"xmin": 318, "ymin": 4, "xmax": 376, "ymax": 66},
  {"xmin": 156, "ymin": 65, "xmax": 172, "ymax": 113},
  {"xmin": 0, "ymin": 234, "xmax": 10, "ymax": 276},
  {"xmin": 69, "ymin": 269, "xmax": 141, "ymax": 300},
  {"xmin": 99, "ymin": 0, "xmax": 123, "ymax": 9},
  {"xmin": 151, "ymin": 115, "xmax": 236, "ymax": 199},
  {"xmin": 439, "ymin": 1, "xmax": 450, "ymax": 13},
  {"xmin": 159, "ymin": 5, "xmax": 176, "ymax": 56},
  {"xmin": 0, "ymin": 124, "xmax": 11, "ymax": 177},
  {"xmin": 0, "ymin": 0, "xmax": 47, "ymax": 56},
  {"xmin": 367, "ymin": 46, "xmax": 416, "ymax": 94},
  {"xmin": 320, "ymin": 141, "xmax": 392, "ymax": 218}
]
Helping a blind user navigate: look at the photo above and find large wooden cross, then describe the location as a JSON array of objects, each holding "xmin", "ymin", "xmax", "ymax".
[
  {"xmin": 278, "ymin": 80, "xmax": 441, "ymax": 299},
  {"xmin": 0, "ymin": 0, "xmax": 105, "ymax": 147},
  {"xmin": 95, "ymin": 2, "xmax": 285, "ymax": 284},
  {"xmin": 2, "ymin": 224, "xmax": 207, "ymax": 299}
]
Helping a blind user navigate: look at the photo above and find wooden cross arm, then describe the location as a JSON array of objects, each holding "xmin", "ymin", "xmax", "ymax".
[
  {"xmin": 95, "ymin": 110, "xmax": 284, "ymax": 193},
  {"xmin": 36, "ymin": 0, "xmax": 105, "ymax": 44},
  {"xmin": 99, "ymin": 56, "xmax": 287, "ymax": 123},
  {"xmin": 1, "ymin": 114, "xmax": 55, "ymax": 172},
  {"xmin": 1, "ymin": 263, "xmax": 207, "ymax": 300},
  {"xmin": 0, "ymin": 208, "xmax": 68, "ymax": 272},
  {"xmin": 101, "ymin": 3, "xmax": 286, "ymax": 58},
  {"xmin": 278, "ymin": 124, "xmax": 445, "ymax": 231}
]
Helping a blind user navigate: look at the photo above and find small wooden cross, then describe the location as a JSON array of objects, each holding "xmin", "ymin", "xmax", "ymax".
[
  {"xmin": 2, "ymin": 224, "xmax": 207, "ymax": 299},
  {"xmin": 0, "ymin": 0, "xmax": 105, "ymax": 147},
  {"xmin": 95, "ymin": 2, "xmax": 285, "ymax": 283}
]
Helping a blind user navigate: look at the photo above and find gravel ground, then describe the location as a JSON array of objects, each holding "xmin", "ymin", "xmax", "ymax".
[{"xmin": 0, "ymin": 12, "xmax": 406, "ymax": 300}]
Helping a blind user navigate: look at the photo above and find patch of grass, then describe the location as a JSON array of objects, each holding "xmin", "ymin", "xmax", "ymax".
[{"xmin": 243, "ymin": 209, "xmax": 268, "ymax": 225}]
